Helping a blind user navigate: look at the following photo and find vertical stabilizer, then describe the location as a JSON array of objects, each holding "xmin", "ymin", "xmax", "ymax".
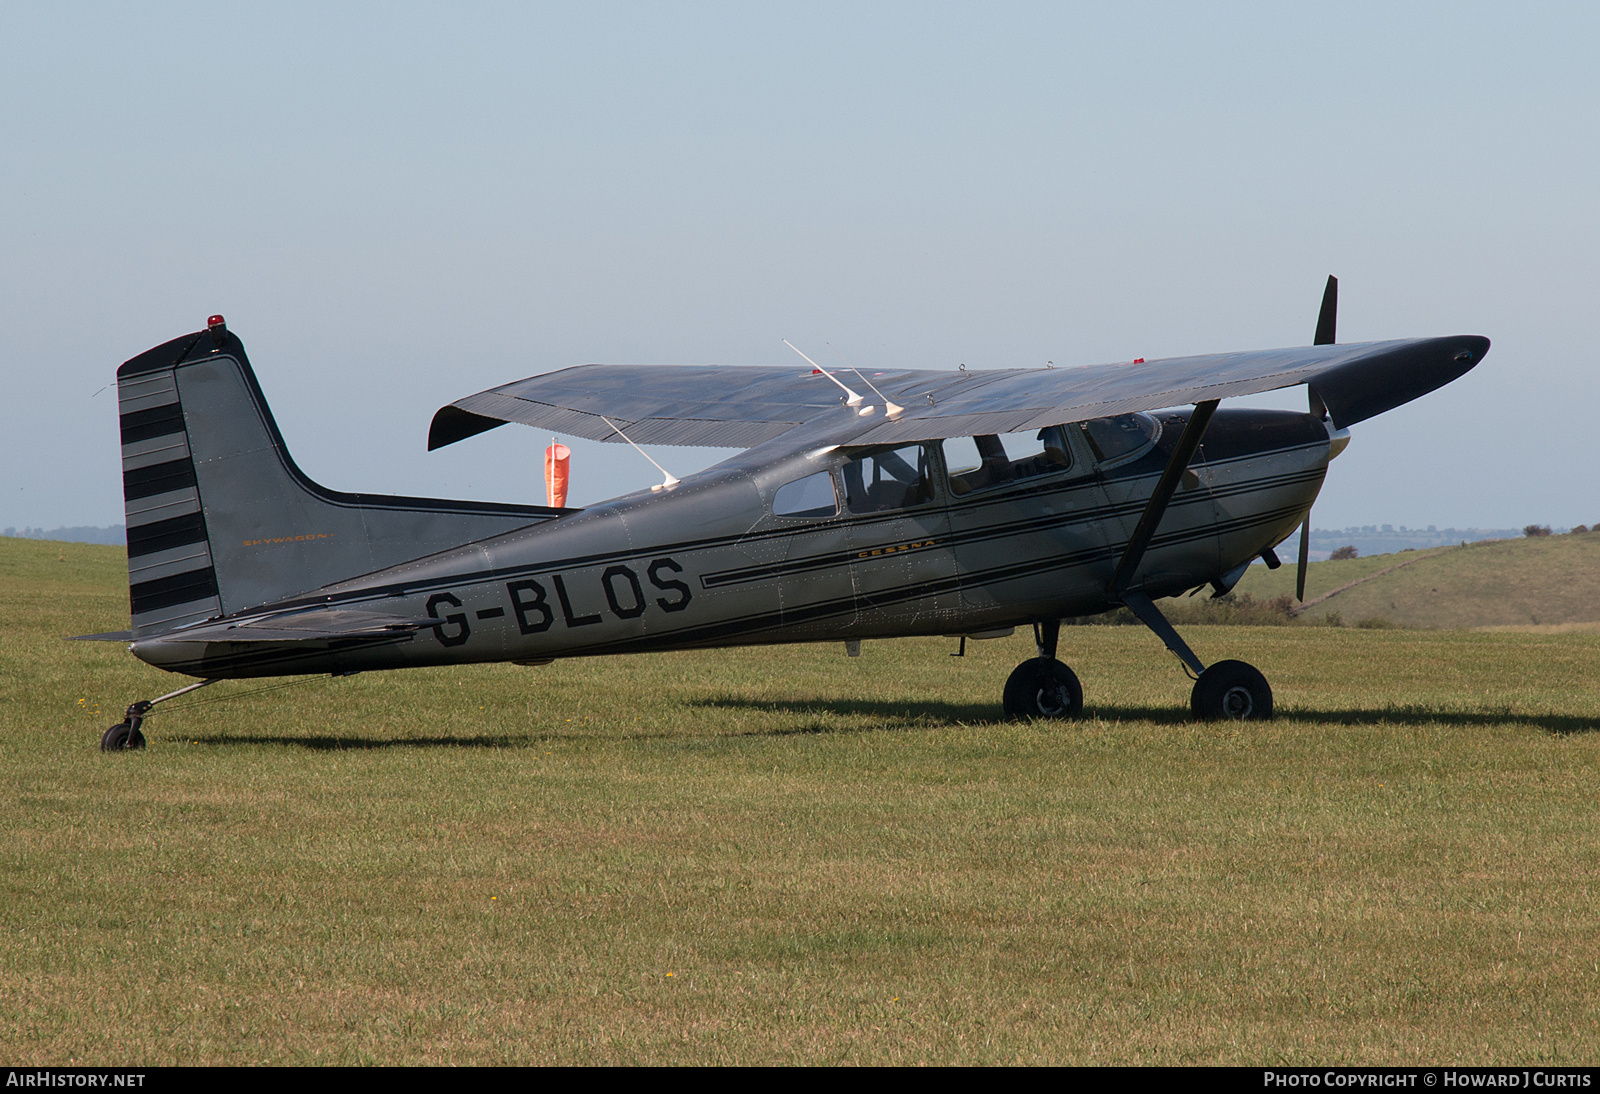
[{"xmin": 116, "ymin": 321, "xmax": 568, "ymax": 637}]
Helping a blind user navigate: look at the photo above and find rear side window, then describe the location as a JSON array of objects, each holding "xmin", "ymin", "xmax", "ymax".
[
  {"xmin": 946, "ymin": 427, "xmax": 1074, "ymax": 495},
  {"xmin": 773, "ymin": 471, "xmax": 839, "ymax": 518},
  {"xmin": 841, "ymin": 445, "xmax": 934, "ymax": 513}
]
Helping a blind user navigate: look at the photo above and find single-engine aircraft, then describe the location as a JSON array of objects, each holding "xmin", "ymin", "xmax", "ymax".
[{"xmin": 86, "ymin": 279, "xmax": 1487, "ymax": 749}]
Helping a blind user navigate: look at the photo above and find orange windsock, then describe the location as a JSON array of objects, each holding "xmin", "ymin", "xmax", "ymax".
[{"xmin": 544, "ymin": 442, "xmax": 571, "ymax": 508}]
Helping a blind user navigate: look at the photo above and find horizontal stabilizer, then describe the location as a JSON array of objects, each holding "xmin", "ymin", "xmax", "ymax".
[
  {"xmin": 68, "ymin": 630, "xmax": 134, "ymax": 642},
  {"xmin": 148, "ymin": 607, "xmax": 447, "ymax": 645}
]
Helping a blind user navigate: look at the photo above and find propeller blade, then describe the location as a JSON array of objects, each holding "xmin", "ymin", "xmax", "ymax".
[
  {"xmin": 1294, "ymin": 275, "xmax": 1338, "ymax": 601},
  {"xmin": 1296, "ymin": 515, "xmax": 1311, "ymax": 602},
  {"xmin": 1313, "ymin": 274, "xmax": 1338, "ymax": 345}
]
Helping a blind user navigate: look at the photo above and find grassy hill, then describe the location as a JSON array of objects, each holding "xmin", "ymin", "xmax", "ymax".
[{"xmin": 1235, "ymin": 531, "xmax": 1600, "ymax": 629}]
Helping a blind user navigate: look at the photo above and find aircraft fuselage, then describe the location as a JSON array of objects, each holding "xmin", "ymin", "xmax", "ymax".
[{"xmin": 131, "ymin": 408, "xmax": 1334, "ymax": 679}]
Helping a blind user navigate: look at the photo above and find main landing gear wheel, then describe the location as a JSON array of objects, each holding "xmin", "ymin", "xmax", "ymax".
[
  {"xmin": 1190, "ymin": 659, "xmax": 1273, "ymax": 721},
  {"xmin": 100, "ymin": 720, "xmax": 146, "ymax": 752},
  {"xmin": 1003, "ymin": 657, "xmax": 1083, "ymax": 720}
]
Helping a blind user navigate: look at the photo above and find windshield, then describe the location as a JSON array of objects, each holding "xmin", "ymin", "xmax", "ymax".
[{"xmin": 1078, "ymin": 413, "xmax": 1159, "ymax": 465}]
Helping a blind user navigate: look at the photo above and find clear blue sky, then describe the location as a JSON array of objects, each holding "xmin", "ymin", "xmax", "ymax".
[{"xmin": 4, "ymin": 2, "xmax": 1596, "ymax": 529}]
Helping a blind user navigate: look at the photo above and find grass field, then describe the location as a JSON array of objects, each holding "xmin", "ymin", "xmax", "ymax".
[{"xmin": 4, "ymin": 537, "xmax": 1600, "ymax": 1064}]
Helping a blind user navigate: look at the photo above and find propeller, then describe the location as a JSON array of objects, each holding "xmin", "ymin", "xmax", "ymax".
[{"xmin": 1299, "ymin": 274, "xmax": 1337, "ymax": 602}]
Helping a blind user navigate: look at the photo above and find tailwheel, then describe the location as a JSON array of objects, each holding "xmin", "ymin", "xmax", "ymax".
[
  {"xmin": 1003, "ymin": 657, "xmax": 1083, "ymax": 720},
  {"xmin": 100, "ymin": 720, "xmax": 147, "ymax": 752},
  {"xmin": 96, "ymin": 684, "xmax": 213, "ymax": 753},
  {"xmin": 100, "ymin": 698, "xmax": 154, "ymax": 753},
  {"xmin": 1190, "ymin": 659, "xmax": 1273, "ymax": 721}
]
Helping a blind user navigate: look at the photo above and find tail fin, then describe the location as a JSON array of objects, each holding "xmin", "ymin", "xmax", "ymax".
[{"xmin": 117, "ymin": 319, "xmax": 565, "ymax": 637}]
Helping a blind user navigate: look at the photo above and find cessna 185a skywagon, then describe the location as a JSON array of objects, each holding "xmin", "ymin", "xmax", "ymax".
[{"xmin": 88, "ymin": 279, "xmax": 1487, "ymax": 749}]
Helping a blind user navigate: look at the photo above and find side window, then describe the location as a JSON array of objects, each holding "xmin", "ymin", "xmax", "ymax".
[
  {"xmin": 772, "ymin": 471, "xmax": 839, "ymax": 518},
  {"xmin": 1079, "ymin": 413, "xmax": 1159, "ymax": 465},
  {"xmin": 945, "ymin": 427, "xmax": 1074, "ymax": 495},
  {"xmin": 841, "ymin": 445, "xmax": 934, "ymax": 513}
]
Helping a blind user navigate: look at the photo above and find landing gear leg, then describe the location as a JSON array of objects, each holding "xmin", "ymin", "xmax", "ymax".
[
  {"xmin": 100, "ymin": 679, "xmax": 217, "ymax": 752},
  {"xmin": 1033, "ymin": 619, "xmax": 1060, "ymax": 660},
  {"xmin": 1121, "ymin": 590, "xmax": 1272, "ymax": 721},
  {"xmin": 1005, "ymin": 620, "xmax": 1081, "ymax": 720}
]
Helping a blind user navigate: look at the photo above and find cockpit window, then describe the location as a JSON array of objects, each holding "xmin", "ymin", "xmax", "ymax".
[
  {"xmin": 842, "ymin": 444, "xmax": 934, "ymax": 513},
  {"xmin": 1078, "ymin": 413, "xmax": 1159, "ymax": 465},
  {"xmin": 945, "ymin": 426, "xmax": 1073, "ymax": 495},
  {"xmin": 772, "ymin": 471, "xmax": 839, "ymax": 518}
]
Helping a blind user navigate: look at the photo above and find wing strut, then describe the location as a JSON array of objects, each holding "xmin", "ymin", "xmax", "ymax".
[
  {"xmin": 1104, "ymin": 400, "xmax": 1220, "ymax": 676},
  {"xmin": 1108, "ymin": 400, "xmax": 1220, "ymax": 597}
]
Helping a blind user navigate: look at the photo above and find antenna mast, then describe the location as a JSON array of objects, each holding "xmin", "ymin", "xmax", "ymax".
[
  {"xmin": 827, "ymin": 342, "xmax": 904, "ymax": 418},
  {"xmin": 783, "ymin": 340, "xmax": 865, "ymax": 409}
]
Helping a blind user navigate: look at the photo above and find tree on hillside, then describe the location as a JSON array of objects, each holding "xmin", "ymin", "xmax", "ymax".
[
  {"xmin": 1330, "ymin": 545, "xmax": 1358, "ymax": 560},
  {"xmin": 1524, "ymin": 524, "xmax": 1552, "ymax": 537}
]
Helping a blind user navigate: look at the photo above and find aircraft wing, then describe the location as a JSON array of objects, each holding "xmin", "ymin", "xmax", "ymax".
[{"xmin": 428, "ymin": 335, "xmax": 1488, "ymax": 450}]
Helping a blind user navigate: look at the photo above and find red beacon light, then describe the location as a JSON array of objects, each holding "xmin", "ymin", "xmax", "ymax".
[{"xmin": 207, "ymin": 315, "xmax": 226, "ymax": 330}]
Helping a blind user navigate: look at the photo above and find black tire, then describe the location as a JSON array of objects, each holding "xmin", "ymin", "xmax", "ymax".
[
  {"xmin": 100, "ymin": 721, "xmax": 147, "ymax": 752},
  {"xmin": 1190, "ymin": 660, "xmax": 1273, "ymax": 721},
  {"xmin": 1002, "ymin": 657, "xmax": 1084, "ymax": 720}
]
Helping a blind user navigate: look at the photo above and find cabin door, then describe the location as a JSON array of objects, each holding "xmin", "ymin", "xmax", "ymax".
[
  {"xmin": 943, "ymin": 427, "xmax": 1120, "ymax": 619},
  {"xmin": 838, "ymin": 444, "xmax": 958, "ymax": 635}
]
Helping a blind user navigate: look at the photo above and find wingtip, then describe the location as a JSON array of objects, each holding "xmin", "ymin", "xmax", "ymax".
[{"xmin": 428, "ymin": 406, "xmax": 506, "ymax": 451}]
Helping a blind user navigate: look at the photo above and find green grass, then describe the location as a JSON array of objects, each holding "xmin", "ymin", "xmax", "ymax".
[
  {"xmin": 4, "ymin": 536, "xmax": 1600, "ymax": 1064},
  {"xmin": 1237, "ymin": 532, "xmax": 1600, "ymax": 628}
]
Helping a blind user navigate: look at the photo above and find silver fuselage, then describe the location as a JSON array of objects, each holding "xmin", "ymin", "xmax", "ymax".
[{"xmin": 132, "ymin": 408, "xmax": 1334, "ymax": 679}]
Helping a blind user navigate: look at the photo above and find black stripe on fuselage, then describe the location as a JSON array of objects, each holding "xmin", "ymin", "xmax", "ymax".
[
  {"xmin": 499, "ymin": 499, "xmax": 1309, "ymax": 661},
  {"xmin": 123, "ymin": 458, "xmax": 198, "ymax": 500},
  {"xmin": 697, "ymin": 464, "xmax": 1324, "ymax": 590},
  {"xmin": 577, "ymin": 499, "xmax": 1310, "ymax": 656},
  {"xmin": 119, "ymin": 402, "xmax": 186, "ymax": 445},
  {"xmin": 131, "ymin": 566, "xmax": 219, "ymax": 615},
  {"xmin": 127, "ymin": 511, "xmax": 209, "ymax": 558}
]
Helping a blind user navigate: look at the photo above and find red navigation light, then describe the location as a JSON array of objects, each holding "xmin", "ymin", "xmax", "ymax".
[
  {"xmin": 1133, "ymin": 358, "xmax": 1144, "ymax": 364},
  {"xmin": 207, "ymin": 315, "xmax": 226, "ymax": 330}
]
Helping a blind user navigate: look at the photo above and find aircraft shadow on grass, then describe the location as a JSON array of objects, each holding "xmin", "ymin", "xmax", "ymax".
[
  {"xmin": 171, "ymin": 700, "xmax": 1600, "ymax": 750},
  {"xmin": 694, "ymin": 697, "xmax": 1600, "ymax": 736},
  {"xmin": 174, "ymin": 733, "xmax": 543, "ymax": 751}
]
